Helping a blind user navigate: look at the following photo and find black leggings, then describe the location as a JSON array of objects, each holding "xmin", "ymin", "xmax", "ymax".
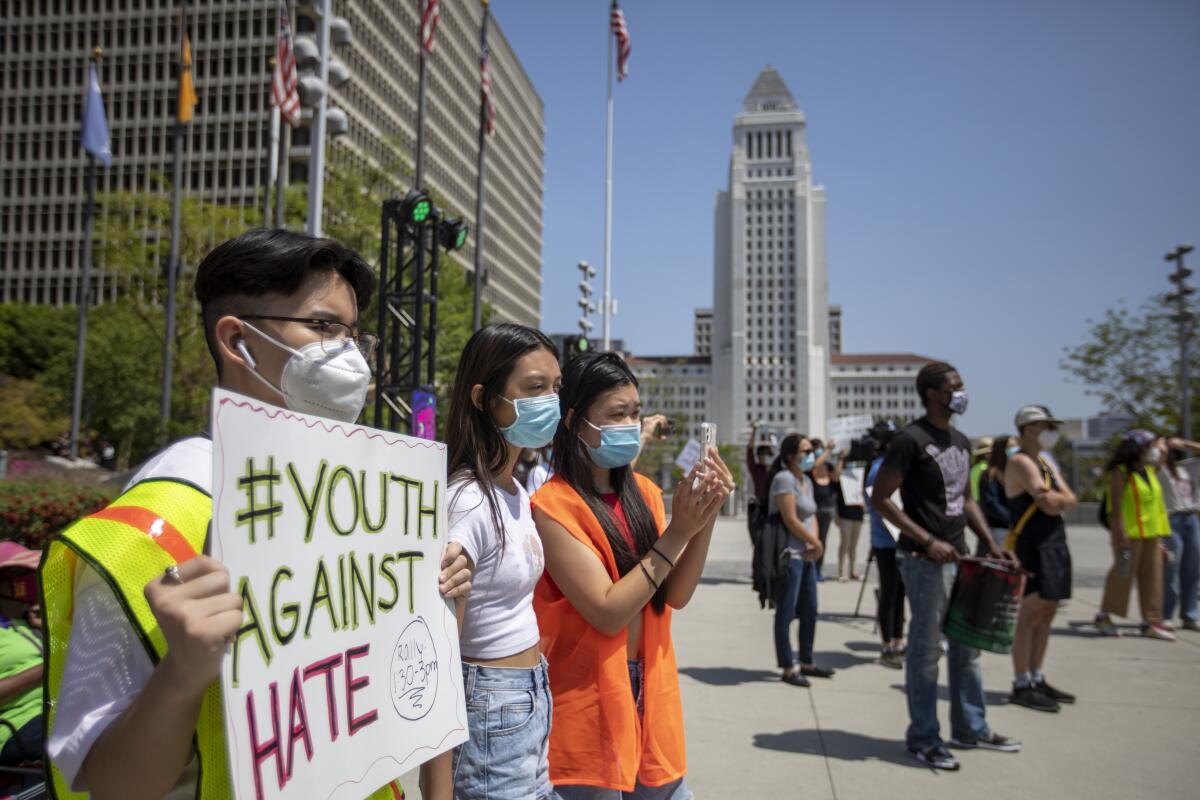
[
  {"xmin": 0, "ymin": 715, "xmax": 43, "ymax": 766},
  {"xmin": 873, "ymin": 547, "xmax": 906, "ymax": 642}
]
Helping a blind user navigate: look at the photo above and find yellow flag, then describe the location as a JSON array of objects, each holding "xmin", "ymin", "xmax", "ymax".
[{"xmin": 178, "ymin": 31, "xmax": 198, "ymax": 123}]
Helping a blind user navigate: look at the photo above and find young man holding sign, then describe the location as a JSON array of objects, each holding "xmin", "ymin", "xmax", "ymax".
[{"xmin": 41, "ymin": 230, "xmax": 472, "ymax": 800}]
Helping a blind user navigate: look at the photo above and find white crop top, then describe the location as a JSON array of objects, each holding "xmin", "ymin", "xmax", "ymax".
[{"xmin": 447, "ymin": 478, "xmax": 544, "ymax": 660}]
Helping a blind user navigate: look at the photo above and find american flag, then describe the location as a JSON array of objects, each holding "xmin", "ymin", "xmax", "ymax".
[
  {"xmin": 611, "ymin": 1, "xmax": 631, "ymax": 82},
  {"xmin": 421, "ymin": 0, "xmax": 440, "ymax": 55},
  {"xmin": 480, "ymin": 32, "xmax": 496, "ymax": 135},
  {"xmin": 272, "ymin": 2, "xmax": 300, "ymax": 127}
]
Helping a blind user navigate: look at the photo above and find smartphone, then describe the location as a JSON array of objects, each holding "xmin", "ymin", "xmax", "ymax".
[
  {"xmin": 656, "ymin": 419, "xmax": 677, "ymax": 437},
  {"xmin": 698, "ymin": 423, "xmax": 717, "ymax": 474}
]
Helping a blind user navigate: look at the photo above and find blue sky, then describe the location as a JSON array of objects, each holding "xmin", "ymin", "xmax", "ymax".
[{"xmin": 495, "ymin": 0, "xmax": 1200, "ymax": 437}]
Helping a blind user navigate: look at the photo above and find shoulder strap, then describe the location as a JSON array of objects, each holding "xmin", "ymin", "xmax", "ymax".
[{"xmin": 1005, "ymin": 456, "xmax": 1054, "ymax": 549}]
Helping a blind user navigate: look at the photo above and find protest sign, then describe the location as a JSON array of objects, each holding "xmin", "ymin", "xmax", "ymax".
[
  {"xmin": 825, "ymin": 415, "xmax": 873, "ymax": 451},
  {"xmin": 211, "ymin": 389, "xmax": 467, "ymax": 800},
  {"xmin": 863, "ymin": 480, "xmax": 903, "ymax": 541},
  {"xmin": 839, "ymin": 464, "xmax": 864, "ymax": 507},
  {"xmin": 675, "ymin": 439, "xmax": 703, "ymax": 474}
]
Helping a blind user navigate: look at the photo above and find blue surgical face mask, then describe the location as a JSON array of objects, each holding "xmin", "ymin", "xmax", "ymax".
[
  {"xmin": 1005, "ymin": 445, "xmax": 1020, "ymax": 458},
  {"xmin": 500, "ymin": 393, "xmax": 561, "ymax": 448},
  {"xmin": 581, "ymin": 419, "xmax": 641, "ymax": 469},
  {"xmin": 813, "ymin": 448, "xmax": 825, "ymax": 459},
  {"xmin": 797, "ymin": 453, "xmax": 816, "ymax": 472}
]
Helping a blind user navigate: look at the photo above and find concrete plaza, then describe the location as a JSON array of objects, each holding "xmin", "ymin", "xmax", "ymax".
[
  {"xmin": 677, "ymin": 518, "xmax": 1199, "ymax": 799},
  {"xmin": 406, "ymin": 517, "xmax": 1199, "ymax": 798}
]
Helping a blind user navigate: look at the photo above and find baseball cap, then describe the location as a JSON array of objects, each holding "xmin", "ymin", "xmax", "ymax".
[
  {"xmin": 1014, "ymin": 405, "xmax": 1064, "ymax": 429},
  {"xmin": 0, "ymin": 542, "xmax": 40, "ymax": 575},
  {"xmin": 1125, "ymin": 429, "xmax": 1158, "ymax": 449},
  {"xmin": 972, "ymin": 436, "xmax": 995, "ymax": 457}
]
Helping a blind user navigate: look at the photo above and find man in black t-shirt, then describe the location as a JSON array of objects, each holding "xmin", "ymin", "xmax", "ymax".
[{"xmin": 871, "ymin": 362, "xmax": 1021, "ymax": 771}]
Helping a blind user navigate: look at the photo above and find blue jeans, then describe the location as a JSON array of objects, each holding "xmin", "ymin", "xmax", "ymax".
[
  {"xmin": 552, "ymin": 662, "xmax": 691, "ymax": 800},
  {"xmin": 1165, "ymin": 511, "xmax": 1200, "ymax": 622},
  {"xmin": 897, "ymin": 552, "xmax": 990, "ymax": 749},
  {"xmin": 773, "ymin": 557, "xmax": 819, "ymax": 668},
  {"xmin": 453, "ymin": 656, "xmax": 554, "ymax": 800}
]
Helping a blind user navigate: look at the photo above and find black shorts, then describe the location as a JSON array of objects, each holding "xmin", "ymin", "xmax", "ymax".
[{"xmin": 1017, "ymin": 534, "xmax": 1072, "ymax": 601}]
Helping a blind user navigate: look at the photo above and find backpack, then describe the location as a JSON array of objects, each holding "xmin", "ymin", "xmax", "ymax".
[{"xmin": 747, "ymin": 495, "xmax": 768, "ymax": 545}]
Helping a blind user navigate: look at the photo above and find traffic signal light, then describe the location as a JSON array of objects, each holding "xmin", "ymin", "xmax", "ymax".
[{"xmin": 563, "ymin": 334, "xmax": 590, "ymax": 365}]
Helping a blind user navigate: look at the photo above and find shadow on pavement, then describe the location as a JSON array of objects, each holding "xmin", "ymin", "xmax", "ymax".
[
  {"xmin": 698, "ymin": 575, "xmax": 752, "ymax": 586},
  {"xmin": 888, "ymin": 683, "xmax": 1010, "ymax": 705},
  {"xmin": 843, "ymin": 640, "xmax": 882, "ymax": 653},
  {"xmin": 753, "ymin": 728, "xmax": 928, "ymax": 768},
  {"xmin": 811, "ymin": 650, "xmax": 876, "ymax": 671},
  {"xmin": 678, "ymin": 666, "xmax": 779, "ymax": 686}
]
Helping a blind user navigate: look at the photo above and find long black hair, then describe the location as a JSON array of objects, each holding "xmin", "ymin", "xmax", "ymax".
[
  {"xmin": 551, "ymin": 351, "xmax": 666, "ymax": 613},
  {"xmin": 766, "ymin": 433, "xmax": 807, "ymax": 496},
  {"xmin": 445, "ymin": 323, "xmax": 557, "ymax": 553},
  {"xmin": 988, "ymin": 435, "xmax": 1013, "ymax": 472},
  {"xmin": 1105, "ymin": 433, "xmax": 1150, "ymax": 475}
]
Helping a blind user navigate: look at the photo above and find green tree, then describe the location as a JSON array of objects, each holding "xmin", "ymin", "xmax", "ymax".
[
  {"xmin": 0, "ymin": 304, "xmax": 77, "ymax": 380},
  {"xmin": 1061, "ymin": 296, "xmax": 1198, "ymax": 432},
  {"xmin": 0, "ymin": 376, "xmax": 66, "ymax": 450}
]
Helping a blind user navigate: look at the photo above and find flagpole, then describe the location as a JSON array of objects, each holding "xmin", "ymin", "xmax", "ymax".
[
  {"xmin": 264, "ymin": 60, "xmax": 280, "ymax": 227},
  {"xmin": 276, "ymin": 122, "xmax": 289, "ymax": 228},
  {"xmin": 602, "ymin": 5, "xmax": 614, "ymax": 351},
  {"xmin": 472, "ymin": 0, "xmax": 490, "ymax": 332},
  {"xmin": 414, "ymin": 0, "xmax": 431, "ymax": 364},
  {"xmin": 415, "ymin": 2, "xmax": 428, "ymax": 188},
  {"xmin": 161, "ymin": 8, "xmax": 189, "ymax": 445},
  {"xmin": 70, "ymin": 151, "xmax": 96, "ymax": 462},
  {"xmin": 305, "ymin": 0, "xmax": 330, "ymax": 236}
]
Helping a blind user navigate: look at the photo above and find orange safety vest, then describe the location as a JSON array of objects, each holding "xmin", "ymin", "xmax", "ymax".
[{"xmin": 532, "ymin": 473, "xmax": 686, "ymax": 792}]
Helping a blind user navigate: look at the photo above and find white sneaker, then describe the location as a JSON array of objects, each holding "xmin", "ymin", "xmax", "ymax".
[{"xmin": 1144, "ymin": 624, "xmax": 1177, "ymax": 642}]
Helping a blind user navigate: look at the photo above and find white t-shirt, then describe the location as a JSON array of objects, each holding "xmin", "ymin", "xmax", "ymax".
[
  {"xmin": 526, "ymin": 463, "xmax": 552, "ymax": 495},
  {"xmin": 448, "ymin": 478, "xmax": 544, "ymax": 660},
  {"xmin": 46, "ymin": 436, "xmax": 211, "ymax": 797}
]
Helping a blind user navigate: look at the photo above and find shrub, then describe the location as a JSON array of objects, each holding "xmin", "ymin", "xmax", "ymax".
[{"xmin": 0, "ymin": 481, "xmax": 118, "ymax": 549}]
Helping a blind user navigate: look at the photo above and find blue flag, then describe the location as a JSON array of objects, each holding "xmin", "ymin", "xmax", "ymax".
[{"xmin": 80, "ymin": 63, "xmax": 112, "ymax": 167}]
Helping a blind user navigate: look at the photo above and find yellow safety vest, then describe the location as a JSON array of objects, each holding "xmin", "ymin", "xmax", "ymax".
[
  {"xmin": 40, "ymin": 478, "xmax": 405, "ymax": 800},
  {"xmin": 1113, "ymin": 465, "xmax": 1171, "ymax": 540}
]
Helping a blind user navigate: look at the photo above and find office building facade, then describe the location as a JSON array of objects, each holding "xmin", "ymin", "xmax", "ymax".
[
  {"xmin": 711, "ymin": 67, "xmax": 829, "ymax": 441},
  {"xmin": 628, "ymin": 355, "xmax": 712, "ymax": 441},
  {"xmin": 0, "ymin": 0, "xmax": 544, "ymax": 324},
  {"xmin": 830, "ymin": 353, "xmax": 933, "ymax": 420},
  {"xmin": 693, "ymin": 307, "xmax": 712, "ymax": 357}
]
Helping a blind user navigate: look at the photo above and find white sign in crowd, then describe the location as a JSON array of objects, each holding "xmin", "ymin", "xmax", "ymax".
[{"xmin": 210, "ymin": 389, "xmax": 467, "ymax": 800}]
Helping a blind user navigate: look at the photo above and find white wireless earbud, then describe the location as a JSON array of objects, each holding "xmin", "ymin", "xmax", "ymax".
[{"xmin": 236, "ymin": 340, "xmax": 257, "ymax": 369}]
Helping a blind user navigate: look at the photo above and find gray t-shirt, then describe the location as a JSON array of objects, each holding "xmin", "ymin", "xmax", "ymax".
[{"xmin": 769, "ymin": 469, "xmax": 818, "ymax": 554}]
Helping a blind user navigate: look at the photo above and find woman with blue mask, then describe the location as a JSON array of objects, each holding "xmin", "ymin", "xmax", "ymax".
[
  {"xmin": 533, "ymin": 351, "xmax": 733, "ymax": 800},
  {"xmin": 441, "ymin": 323, "xmax": 562, "ymax": 800},
  {"xmin": 767, "ymin": 434, "xmax": 836, "ymax": 686}
]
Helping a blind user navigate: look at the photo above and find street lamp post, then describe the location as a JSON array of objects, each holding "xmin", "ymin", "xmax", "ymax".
[{"xmin": 1166, "ymin": 243, "xmax": 1195, "ymax": 439}]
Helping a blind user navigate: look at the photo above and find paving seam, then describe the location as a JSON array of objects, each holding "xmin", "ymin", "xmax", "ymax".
[{"xmin": 806, "ymin": 686, "xmax": 840, "ymax": 800}]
